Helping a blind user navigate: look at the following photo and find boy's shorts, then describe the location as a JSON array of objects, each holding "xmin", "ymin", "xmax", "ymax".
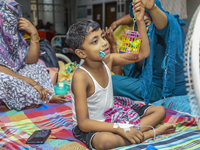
[
  {"xmin": 133, "ymin": 105, "xmax": 152, "ymax": 117},
  {"xmin": 72, "ymin": 125, "xmax": 97, "ymax": 150},
  {"xmin": 72, "ymin": 105, "xmax": 151, "ymax": 150}
]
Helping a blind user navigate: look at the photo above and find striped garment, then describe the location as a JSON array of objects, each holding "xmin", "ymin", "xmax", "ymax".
[
  {"xmin": 104, "ymin": 96, "xmax": 143, "ymax": 128},
  {"xmin": 1, "ymin": 94, "xmax": 200, "ymax": 150}
]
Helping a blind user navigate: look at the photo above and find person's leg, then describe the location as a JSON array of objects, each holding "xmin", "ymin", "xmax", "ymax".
[
  {"xmin": 19, "ymin": 62, "xmax": 55, "ymax": 97},
  {"xmin": 92, "ymin": 132, "xmax": 130, "ymax": 150},
  {"xmin": 140, "ymin": 105, "xmax": 166, "ymax": 132},
  {"xmin": 149, "ymin": 85, "xmax": 163, "ymax": 103},
  {"xmin": 92, "ymin": 126, "xmax": 175, "ymax": 149},
  {"xmin": 122, "ymin": 64, "xmax": 133, "ymax": 77},
  {"xmin": 73, "ymin": 125, "xmax": 130, "ymax": 150},
  {"xmin": 0, "ymin": 72, "xmax": 45, "ymax": 110},
  {"xmin": 143, "ymin": 124, "xmax": 176, "ymax": 140},
  {"xmin": 112, "ymin": 75, "xmax": 143, "ymax": 100},
  {"xmin": 112, "ymin": 75, "xmax": 163, "ymax": 102},
  {"xmin": 139, "ymin": 105, "xmax": 176, "ymax": 140}
]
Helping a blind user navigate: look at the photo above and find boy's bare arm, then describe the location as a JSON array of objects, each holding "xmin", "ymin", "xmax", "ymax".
[{"xmin": 72, "ymin": 70, "xmax": 144, "ymax": 144}]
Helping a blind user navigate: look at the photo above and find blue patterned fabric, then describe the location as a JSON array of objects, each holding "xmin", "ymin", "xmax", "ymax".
[
  {"xmin": 0, "ymin": 63, "xmax": 55, "ymax": 110},
  {"xmin": 152, "ymin": 95, "xmax": 192, "ymax": 114}
]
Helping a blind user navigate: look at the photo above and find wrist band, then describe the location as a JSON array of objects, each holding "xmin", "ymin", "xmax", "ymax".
[
  {"xmin": 149, "ymin": 4, "xmax": 157, "ymax": 11},
  {"xmin": 113, "ymin": 123, "xmax": 133, "ymax": 132},
  {"xmin": 32, "ymin": 82, "xmax": 38, "ymax": 87},
  {"xmin": 31, "ymin": 36, "xmax": 40, "ymax": 42}
]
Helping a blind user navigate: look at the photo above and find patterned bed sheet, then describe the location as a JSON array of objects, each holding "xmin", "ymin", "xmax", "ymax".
[{"xmin": 0, "ymin": 94, "xmax": 199, "ymax": 150}]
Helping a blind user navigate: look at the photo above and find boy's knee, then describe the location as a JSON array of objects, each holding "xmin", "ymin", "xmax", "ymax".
[
  {"xmin": 96, "ymin": 142, "xmax": 111, "ymax": 150},
  {"xmin": 155, "ymin": 105, "xmax": 166, "ymax": 119},
  {"xmin": 93, "ymin": 135, "xmax": 118, "ymax": 150}
]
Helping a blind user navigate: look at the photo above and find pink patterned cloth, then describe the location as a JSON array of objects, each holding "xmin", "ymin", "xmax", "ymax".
[{"xmin": 104, "ymin": 96, "xmax": 143, "ymax": 129}]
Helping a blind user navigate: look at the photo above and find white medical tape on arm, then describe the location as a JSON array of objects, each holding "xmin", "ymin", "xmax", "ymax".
[
  {"xmin": 113, "ymin": 123, "xmax": 156, "ymax": 140},
  {"xmin": 113, "ymin": 123, "xmax": 134, "ymax": 132}
]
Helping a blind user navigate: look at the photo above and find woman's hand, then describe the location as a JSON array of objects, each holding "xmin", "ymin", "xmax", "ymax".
[
  {"xmin": 109, "ymin": 21, "xmax": 118, "ymax": 31},
  {"xmin": 19, "ymin": 18, "xmax": 40, "ymax": 64},
  {"xmin": 24, "ymin": 77, "xmax": 52, "ymax": 102},
  {"xmin": 141, "ymin": 0, "xmax": 155, "ymax": 11},
  {"xmin": 132, "ymin": 0, "xmax": 145, "ymax": 22},
  {"xmin": 49, "ymin": 95, "xmax": 67, "ymax": 104},
  {"xmin": 105, "ymin": 27, "xmax": 116, "ymax": 48},
  {"xmin": 18, "ymin": 18, "xmax": 38, "ymax": 35},
  {"xmin": 33, "ymin": 84, "xmax": 52, "ymax": 102}
]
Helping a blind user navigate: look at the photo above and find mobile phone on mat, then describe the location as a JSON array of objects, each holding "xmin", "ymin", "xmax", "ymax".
[{"xmin": 26, "ymin": 130, "xmax": 51, "ymax": 144}]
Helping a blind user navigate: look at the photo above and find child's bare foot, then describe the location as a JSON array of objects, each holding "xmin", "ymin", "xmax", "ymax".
[
  {"xmin": 144, "ymin": 124, "xmax": 176, "ymax": 140},
  {"xmin": 49, "ymin": 95, "xmax": 67, "ymax": 103},
  {"xmin": 155, "ymin": 124, "xmax": 176, "ymax": 135}
]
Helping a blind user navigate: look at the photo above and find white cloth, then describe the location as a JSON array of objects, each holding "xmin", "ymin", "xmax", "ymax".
[
  {"xmin": 71, "ymin": 61, "xmax": 114, "ymax": 126},
  {"xmin": 160, "ymin": 0, "xmax": 187, "ymax": 19}
]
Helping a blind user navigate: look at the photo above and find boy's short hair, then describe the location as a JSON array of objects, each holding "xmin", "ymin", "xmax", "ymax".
[{"xmin": 66, "ymin": 19, "xmax": 100, "ymax": 51}]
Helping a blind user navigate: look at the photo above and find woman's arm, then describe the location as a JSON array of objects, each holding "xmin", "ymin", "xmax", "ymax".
[
  {"xmin": 0, "ymin": 65, "xmax": 37, "ymax": 86},
  {"xmin": 143, "ymin": 0, "xmax": 168, "ymax": 29},
  {"xmin": 110, "ymin": 0, "xmax": 150, "ymax": 67},
  {"xmin": 110, "ymin": 14, "xmax": 133, "ymax": 31},
  {"xmin": 0, "ymin": 65, "xmax": 52, "ymax": 101},
  {"xmin": 135, "ymin": 0, "xmax": 150, "ymax": 60},
  {"xmin": 18, "ymin": 18, "xmax": 40, "ymax": 64}
]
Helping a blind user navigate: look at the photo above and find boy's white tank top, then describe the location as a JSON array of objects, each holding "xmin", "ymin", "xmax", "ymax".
[{"xmin": 71, "ymin": 61, "xmax": 114, "ymax": 126}]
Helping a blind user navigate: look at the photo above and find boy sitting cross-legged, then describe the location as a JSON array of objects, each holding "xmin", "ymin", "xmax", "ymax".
[{"xmin": 66, "ymin": 1, "xmax": 176, "ymax": 149}]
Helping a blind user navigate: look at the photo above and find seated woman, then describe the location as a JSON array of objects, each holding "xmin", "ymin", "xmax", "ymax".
[
  {"xmin": 109, "ymin": 0, "xmax": 187, "ymax": 104},
  {"xmin": 0, "ymin": 0, "xmax": 66, "ymax": 110}
]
